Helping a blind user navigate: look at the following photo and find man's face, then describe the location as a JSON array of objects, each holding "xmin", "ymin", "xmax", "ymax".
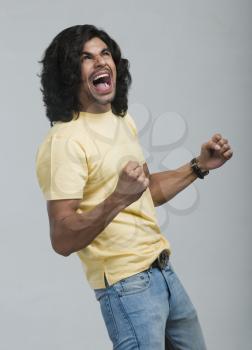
[{"xmin": 79, "ymin": 37, "xmax": 117, "ymax": 112}]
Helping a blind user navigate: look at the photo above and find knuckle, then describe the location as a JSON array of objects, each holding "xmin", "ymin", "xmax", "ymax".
[
  {"xmin": 137, "ymin": 174, "xmax": 145, "ymax": 182},
  {"xmin": 130, "ymin": 172, "xmax": 138, "ymax": 180},
  {"xmin": 137, "ymin": 167, "xmax": 143, "ymax": 174},
  {"xmin": 125, "ymin": 160, "xmax": 139, "ymax": 170},
  {"xmin": 225, "ymin": 150, "xmax": 232, "ymax": 157},
  {"xmin": 132, "ymin": 160, "xmax": 140, "ymax": 166}
]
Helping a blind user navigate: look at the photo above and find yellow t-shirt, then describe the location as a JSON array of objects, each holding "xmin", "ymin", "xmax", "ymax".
[{"xmin": 35, "ymin": 109, "xmax": 171, "ymax": 289}]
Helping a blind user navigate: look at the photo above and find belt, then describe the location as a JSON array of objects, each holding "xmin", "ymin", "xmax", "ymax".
[{"xmin": 150, "ymin": 249, "xmax": 170, "ymax": 270}]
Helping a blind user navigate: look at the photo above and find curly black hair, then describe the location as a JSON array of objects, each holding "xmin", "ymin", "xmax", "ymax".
[{"xmin": 39, "ymin": 25, "xmax": 132, "ymax": 126}]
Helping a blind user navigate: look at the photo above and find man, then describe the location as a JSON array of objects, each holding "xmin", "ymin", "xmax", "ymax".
[{"xmin": 36, "ymin": 25, "xmax": 233, "ymax": 349}]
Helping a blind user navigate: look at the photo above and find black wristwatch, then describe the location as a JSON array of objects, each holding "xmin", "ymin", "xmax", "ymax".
[{"xmin": 190, "ymin": 157, "xmax": 209, "ymax": 179}]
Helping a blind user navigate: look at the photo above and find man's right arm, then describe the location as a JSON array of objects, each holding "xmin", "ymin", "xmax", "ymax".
[
  {"xmin": 47, "ymin": 193, "xmax": 126, "ymax": 256},
  {"xmin": 47, "ymin": 161, "xmax": 149, "ymax": 256}
]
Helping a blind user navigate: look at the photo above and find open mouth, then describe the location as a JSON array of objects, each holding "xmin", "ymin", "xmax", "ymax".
[{"xmin": 91, "ymin": 72, "xmax": 113, "ymax": 94}]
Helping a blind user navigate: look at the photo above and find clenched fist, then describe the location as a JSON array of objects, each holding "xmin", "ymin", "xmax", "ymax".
[
  {"xmin": 113, "ymin": 161, "xmax": 149, "ymax": 207},
  {"xmin": 197, "ymin": 133, "xmax": 233, "ymax": 171}
]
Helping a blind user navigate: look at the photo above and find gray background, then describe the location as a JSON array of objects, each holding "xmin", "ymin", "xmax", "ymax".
[{"xmin": 0, "ymin": 0, "xmax": 251, "ymax": 349}]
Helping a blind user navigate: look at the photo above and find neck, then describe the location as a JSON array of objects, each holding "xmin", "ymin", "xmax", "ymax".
[{"xmin": 80, "ymin": 102, "xmax": 111, "ymax": 114}]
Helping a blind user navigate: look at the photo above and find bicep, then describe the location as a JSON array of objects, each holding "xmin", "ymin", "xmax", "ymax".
[
  {"xmin": 47, "ymin": 198, "xmax": 81, "ymax": 223},
  {"xmin": 46, "ymin": 198, "xmax": 82, "ymax": 254}
]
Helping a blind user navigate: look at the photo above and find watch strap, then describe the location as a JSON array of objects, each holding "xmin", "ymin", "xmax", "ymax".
[{"xmin": 190, "ymin": 157, "xmax": 209, "ymax": 179}]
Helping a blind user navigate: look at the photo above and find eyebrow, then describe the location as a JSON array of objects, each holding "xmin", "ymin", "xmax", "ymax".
[{"xmin": 81, "ymin": 48, "xmax": 111, "ymax": 56}]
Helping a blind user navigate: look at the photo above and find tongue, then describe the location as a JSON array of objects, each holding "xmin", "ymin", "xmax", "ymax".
[{"xmin": 94, "ymin": 82, "xmax": 110, "ymax": 93}]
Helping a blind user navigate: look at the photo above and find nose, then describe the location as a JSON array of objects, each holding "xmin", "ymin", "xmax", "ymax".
[{"xmin": 94, "ymin": 54, "xmax": 106, "ymax": 67}]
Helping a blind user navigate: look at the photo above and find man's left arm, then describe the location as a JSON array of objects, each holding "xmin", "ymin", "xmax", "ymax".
[{"xmin": 143, "ymin": 133, "xmax": 233, "ymax": 207}]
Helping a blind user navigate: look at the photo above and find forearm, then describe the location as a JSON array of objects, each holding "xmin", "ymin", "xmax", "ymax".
[
  {"xmin": 53, "ymin": 193, "xmax": 126, "ymax": 256},
  {"xmin": 150, "ymin": 161, "xmax": 199, "ymax": 206}
]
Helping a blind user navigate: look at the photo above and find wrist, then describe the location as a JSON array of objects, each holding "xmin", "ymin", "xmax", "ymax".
[
  {"xmin": 110, "ymin": 191, "xmax": 128, "ymax": 210},
  {"xmin": 190, "ymin": 157, "xmax": 209, "ymax": 179},
  {"xmin": 195, "ymin": 156, "xmax": 209, "ymax": 172}
]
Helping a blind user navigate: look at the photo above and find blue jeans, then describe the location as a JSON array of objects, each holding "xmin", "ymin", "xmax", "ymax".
[{"xmin": 94, "ymin": 261, "xmax": 207, "ymax": 349}]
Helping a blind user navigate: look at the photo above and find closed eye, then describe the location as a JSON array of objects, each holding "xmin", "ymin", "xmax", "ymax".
[
  {"xmin": 81, "ymin": 49, "xmax": 111, "ymax": 61},
  {"xmin": 102, "ymin": 49, "xmax": 111, "ymax": 56},
  {"xmin": 82, "ymin": 55, "xmax": 92, "ymax": 61}
]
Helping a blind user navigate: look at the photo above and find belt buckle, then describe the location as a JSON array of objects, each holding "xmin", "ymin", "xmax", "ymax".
[{"xmin": 157, "ymin": 249, "xmax": 170, "ymax": 269}]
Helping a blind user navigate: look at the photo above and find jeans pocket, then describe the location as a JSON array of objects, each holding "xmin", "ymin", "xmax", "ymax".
[
  {"xmin": 118, "ymin": 270, "xmax": 151, "ymax": 296},
  {"xmin": 94, "ymin": 287, "xmax": 107, "ymax": 301}
]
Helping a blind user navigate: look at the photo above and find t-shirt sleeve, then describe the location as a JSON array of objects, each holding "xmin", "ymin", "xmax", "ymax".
[{"xmin": 35, "ymin": 135, "xmax": 88, "ymax": 200}]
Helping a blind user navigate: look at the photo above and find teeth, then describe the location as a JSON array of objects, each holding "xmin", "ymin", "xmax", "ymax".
[{"xmin": 93, "ymin": 73, "xmax": 110, "ymax": 82}]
